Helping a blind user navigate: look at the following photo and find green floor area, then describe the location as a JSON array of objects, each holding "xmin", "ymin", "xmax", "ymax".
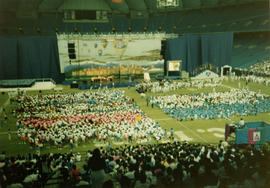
[{"xmin": 0, "ymin": 77, "xmax": 269, "ymax": 156}]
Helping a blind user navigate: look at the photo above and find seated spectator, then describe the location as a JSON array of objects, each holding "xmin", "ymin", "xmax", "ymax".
[
  {"xmin": 88, "ymin": 148, "xmax": 106, "ymax": 188},
  {"xmin": 70, "ymin": 164, "xmax": 81, "ymax": 184}
]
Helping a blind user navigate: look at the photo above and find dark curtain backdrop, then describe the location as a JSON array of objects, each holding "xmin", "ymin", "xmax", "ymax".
[
  {"xmin": 0, "ymin": 37, "xmax": 18, "ymax": 79},
  {"xmin": 165, "ymin": 32, "xmax": 233, "ymax": 73},
  {"xmin": 0, "ymin": 36, "xmax": 64, "ymax": 83}
]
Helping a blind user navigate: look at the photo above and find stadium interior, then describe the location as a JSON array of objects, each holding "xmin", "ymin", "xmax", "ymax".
[{"xmin": 0, "ymin": 0, "xmax": 270, "ymax": 187}]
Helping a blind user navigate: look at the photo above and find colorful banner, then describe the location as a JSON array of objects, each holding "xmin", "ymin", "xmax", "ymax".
[
  {"xmin": 57, "ymin": 34, "xmax": 164, "ymax": 79},
  {"xmin": 248, "ymin": 128, "xmax": 257, "ymax": 146},
  {"xmin": 253, "ymin": 131, "xmax": 261, "ymax": 141}
]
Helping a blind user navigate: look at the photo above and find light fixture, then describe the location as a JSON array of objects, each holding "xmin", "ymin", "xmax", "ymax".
[
  {"xmin": 18, "ymin": 26, "xmax": 23, "ymax": 33},
  {"xmin": 93, "ymin": 25, "xmax": 98, "ymax": 33},
  {"xmin": 36, "ymin": 27, "xmax": 41, "ymax": 34},
  {"xmin": 112, "ymin": 27, "xmax": 116, "ymax": 33},
  {"xmin": 55, "ymin": 27, "xmax": 59, "ymax": 33},
  {"xmin": 128, "ymin": 26, "xmax": 132, "ymax": 32},
  {"xmin": 143, "ymin": 26, "xmax": 148, "ymax": 32}
]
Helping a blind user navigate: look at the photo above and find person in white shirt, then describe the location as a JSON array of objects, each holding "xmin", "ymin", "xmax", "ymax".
[{"xmin": 239, "ymin": 118, "xmax": 245, "ymax": 128}]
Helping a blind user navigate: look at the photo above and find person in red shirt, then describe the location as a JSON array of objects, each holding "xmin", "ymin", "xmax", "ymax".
[{"xmin": 70, "ymin": 165, "xmax": 81, "ymax": 184}]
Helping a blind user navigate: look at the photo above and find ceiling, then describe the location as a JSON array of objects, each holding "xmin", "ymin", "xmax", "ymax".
[
  {"xmin": 0, "ymin": 0, "xmax": 268, "ymax": 35},
  {"xmin": 0, "ymin": 0, "xmax": 268, "ymax": 16}
]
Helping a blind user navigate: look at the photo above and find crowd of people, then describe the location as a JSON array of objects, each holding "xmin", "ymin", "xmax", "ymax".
[
  {"xmin": 149, "ymin": 89, "xmax": 270, "ymax": 120},
  {"xmin": 235, "ymin": 58, "xmax": 270, "ymax": 78},
  {"xmin": 0, "ymin": 151, "xmax": 84, "ymax": 187},
  {"xmin": 136, "ymin": 78, "xmax": 224, "ymax": 94},
  {"xmin": 248, "ymin": 59, "xmax": 270, "ymax": 76},
  {"xmin": 14, "ymin": 89, "xmax": 165, "ymax": 148},
  {"xmin": 1, "ymin": 141, "xmax": 270, "ymax": 187},
  {"xmin": 231, "ymin": 75, "xmax": 270, "ymax": 87}
]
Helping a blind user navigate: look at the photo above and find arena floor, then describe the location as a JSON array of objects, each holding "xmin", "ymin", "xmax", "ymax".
[{"xmin": 0, "ymin": 77, "xmax": 270, "ymax": 157}]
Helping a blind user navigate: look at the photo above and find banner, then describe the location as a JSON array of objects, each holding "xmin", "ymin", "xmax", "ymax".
[
  {"xmin": 57, "ymin": 34, "xmax": 164, "ymax": 79},
  {"xmin": 253, "ymin": 131, "xmax": 261, "ymax": 141},
  {"xmin": 248, "ymin": 128, "xmax": 257, "ymax": 146}
]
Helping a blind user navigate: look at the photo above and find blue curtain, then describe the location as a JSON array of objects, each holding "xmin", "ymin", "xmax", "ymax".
[
  {"xmin": 0, "ymin": 36, "xmax": 64, "ymax": 83},
  {"xmin": 165, "ymin": 32, "xmax": 233, "ymax": 73},
  {"xmin": 0, "ymin": 37, "xmax": 18, "ymax": 80},
  {"xmin": 201, "ymin": 32, "xmax": 233, "ymax": 68}
]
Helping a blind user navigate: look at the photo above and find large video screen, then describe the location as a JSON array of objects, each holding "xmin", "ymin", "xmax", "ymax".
[
  {"xmin": 57, "ymin": 34, "xmax": 164, "ymax": 79},
  {"xmin": 168, "ymin": 60, "xmax": 181, "ymax": 71}
]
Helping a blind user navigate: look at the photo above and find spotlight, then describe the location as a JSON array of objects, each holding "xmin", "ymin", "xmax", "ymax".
[
  {"xmin": 158, "ymin": 26, "xmax": 162, "ymax": 32},
  {"xmin": 55, "ymin": 27, "xmax": 59, "ymax": 33},
  {"xmin": 18, "ymin": 26, "xmax": 24, "ymax": 33},
  {"xmin": 143, "ymin": 26, "xmax": 148, "ymax": 32},
  {"xmin": 93, "ymin": 26, "xmax": 98, "ymax": 33},
  {"xmin": 74, "ymin": 27, "xmax": 78, "ymax": 33},
  {"xmin": 128, "ymin": 26, "xmax": 132, "ymax": 32},
  {"xmin": 36, "ymin": 27, "xmax": 41, "ymax": 33},
  {"xmin": 112, "ymin": 27, "xmax": 116, "ymax": 33}
]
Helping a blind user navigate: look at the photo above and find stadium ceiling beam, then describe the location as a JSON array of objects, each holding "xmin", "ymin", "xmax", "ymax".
[
  {"xmin": 56, "ymin": 0, "xmax": 66, "ymax": 11},
  {"xmin": 103, "ymin": 0, "xmax": 113, "ymax": 12},
  {"xmin": 124, "ymin": 0, "xmax": 131, "ymax": 13},
  {"xmin": 36, "ymin": 0, "xmax": 44, "ymax": 10},
  {"xmin": 143, "ymin": 0, "xmax": 151, "ymax": 15}
]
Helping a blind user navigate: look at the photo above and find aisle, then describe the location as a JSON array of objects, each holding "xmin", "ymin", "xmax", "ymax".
[{"xmin": 122, "ymin": 87, "xmax": 206, "ymax": 143}]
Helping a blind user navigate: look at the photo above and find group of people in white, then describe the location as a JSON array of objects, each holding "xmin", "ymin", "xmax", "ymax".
[
  {"xmin": 231, "ymin": 75, "xmax": 270, "ymax": 87},
  {"xmin": 136, "ymin": 78, "xmax": 225, "ymax": 94},
  {"xmin": 249, "ymin": 59, "xmax": 270, "ymax": 76},
  {"xmin": 15, "ymin": 89, "xmax": 165, "ymax": 148},
  {"xmin": 149, "ymin": 88, "xmax": 270, "ymax": 120}
]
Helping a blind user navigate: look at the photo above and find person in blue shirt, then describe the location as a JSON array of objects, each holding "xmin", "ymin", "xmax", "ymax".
[
  {"xmin": 164, "ymin": 129, "xmax": 167, "ymax": 137},
  {"xmin": 170, "ymin": 128, "xmax": 174, "ymax": 139}
]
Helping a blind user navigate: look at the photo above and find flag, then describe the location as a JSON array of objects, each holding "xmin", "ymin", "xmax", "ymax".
[{"xmin": 248, "ymin": 128, "xmax": 257, "ymax": 146}]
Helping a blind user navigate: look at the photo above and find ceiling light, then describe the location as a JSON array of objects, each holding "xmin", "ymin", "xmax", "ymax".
[
  {"xmin": 143, "ymin": 26, "xmax": 148, "ymax": 32},
  {"xmin": 18, "ymin": 26, "xmax": 23, "ymax": 33}
]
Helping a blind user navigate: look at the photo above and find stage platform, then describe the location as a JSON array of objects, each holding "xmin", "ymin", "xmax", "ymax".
[
  {"xmin": 0, "ymin": 78, "xmax": 56, "ymax": 92},
  {"xmin": 228, "ymin": 122, "xmax": 270, "ymax": 147}
]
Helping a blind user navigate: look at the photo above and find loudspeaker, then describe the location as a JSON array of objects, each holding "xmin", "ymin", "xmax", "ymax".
[
  {"xmin": 68, "ymin": 43, "xmax": 75, "ymax": 48},
  {"xmin": 68, "ymin": 43, "xmax": 76, "ymax": 59},
  {"xmin": 160, "ymin": 40, "xmax": 166, "ymax": 57},
  {"xmin": 68, "ymin": 48, "xmax": 75, "ymax": 53},
  {"xmin": 69, "ymin": 54, "xmax": 76, "ymax": 59}
]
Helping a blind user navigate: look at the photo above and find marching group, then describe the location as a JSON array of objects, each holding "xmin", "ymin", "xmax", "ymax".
[
  {"xmin": 136, "ymin": 78, "xmax": 224, "ymax": 94},
  {"xmin": 15, "ymin": 89, "xmax": 165, "ymax": 149},
  {"xmin": 231, "ymin": 75, "xmax": 270, "ymax": 87},
  {"xmin": 149, "ymin": 89, "xmax": 270, "ymax": 120}
]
